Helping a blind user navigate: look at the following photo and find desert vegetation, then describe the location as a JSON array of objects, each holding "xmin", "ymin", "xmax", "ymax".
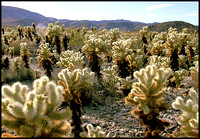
[{"xmin": 1, "ymin": 21, "xmax": 199, "ymax": 138}]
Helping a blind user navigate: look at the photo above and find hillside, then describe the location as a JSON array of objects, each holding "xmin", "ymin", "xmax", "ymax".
[
  {"xmin": 148, "ymin": 21, "xmax": 198, "ymax": 33},
  {"xmin": 1, "ymin": 5, "xmax": 198, "ymax": 32}
]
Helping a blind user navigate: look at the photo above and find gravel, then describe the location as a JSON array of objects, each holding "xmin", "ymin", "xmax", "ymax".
[{"xmin": 80, "ymin": 77, "xmax": 194, "ymax": 138}]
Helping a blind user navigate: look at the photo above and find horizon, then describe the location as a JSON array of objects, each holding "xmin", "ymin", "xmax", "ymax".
[{"xmin": 1, "ymin": 1, "xmax": 199, "ymax": 26}]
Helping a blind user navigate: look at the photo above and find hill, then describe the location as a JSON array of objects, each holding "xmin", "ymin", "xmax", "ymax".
[
  {"xmin": 1, "ymin": 6, "xmax": 198, "ymax": 32},
  {"xmin": 148, "ymin": 21, "xmax": 198, "ymax": 33}
]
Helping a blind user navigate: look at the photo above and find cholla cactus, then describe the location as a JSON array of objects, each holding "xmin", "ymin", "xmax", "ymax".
[
  {"xmin": 125, "ymin": 65, "xmax": 172, "ymax": 137},
  {"xmin": 140, "ymin": 26, "xmax": 150, "ymax": 61},
  {"xmin": 9, "ymin": 45, "xmax": 14, "ymax": 59},
  {"xmin": 62, "ymin": 33, "xmax": 70, "ymax": 50},
  {"xmin": 140, "ymin": 26, "xmax": 148, "ymax": 45},
  {"xmin": 23, "ymin": 26, "xmax": 33, "ymax": 41},
  {"xmin": 57, "ymin": 50, "xmax": 85, "ymax": 71},
  {"xmin": 20, "ymin": 42, "xmax": 31, "ymax": 69},
  {"xmin": 80, "ymin": 124, "xmax": 110, "ymax": 138},
  {"xmin": 1, "ymin": 56, "xmax": 10, "ymax": 70},
  {"xmin": 150, "ymin": 41, "xmax": 166, "ymax": 56},
  {"xmin": 82, "ymin": 36, "xmax": 105, "ymax": 78},
  {"xmin": 17, "ymin": 25, "xmax": 23, "ymax": 39},
  {"xmin": 168, "ymin": 69, "xmax": 188, "ymax": 88},
  {"xmin": 127, "ymin": 53, "xmax": 144, "ymax": 79},
  {"xmin": 190, "ymin": 61, "xmax": 199, "ymax": 92},
  {"xmin": 1, "ymin": 40, "xmax": 8, "ymax": 57},
  {"xmin": 37, "ymin": 43, "xmax": 53, "ymax": 78},
  {"xmin": 148, "ymin": 55, "xmax": 170, "ymax": 69},
  {"xmin": 101, "ymin": 65, "xmax": 120, "ymax": 96},
  {"xmin": 177, "ymin": 28, "xmax": 189, "ymax": 55},
  {"xmin": 119, "ymin": 76, "xmax": 135, "ymax": 96},
  {"xmin": 153, "ymin": 32, "xmax": 168, "ymax": 44},
  {"xmin": 112, "ymin": 39, "xmax": 132, "ymax": 60},
  {"xmin": 185, "ymin": 41, "xmax": 195, "ymax": 67},
  {"xmin": 178, "ymin": 55, "xmax": 189, "ymax": 69},
  {"xmin": 1, "ymin": 76, "xmax": 72, "ymax": 137},
  {"xmin": 108, "ymin": 28, "xmax": 120, "ymax": 47},
  {"xmin": 13, "ymin": 57, "xmax": 21, "ymax": 70},
  {"xmin": 82, "ymin": 35, "xmax": 105, "ymax": 55},
  {"xmin": 172, "ymin": 89, "xmax": 199, "ymax": 137},
  {"xmin": 46, "ymin": 21, "xmax": 63, "ymax": 55},
  {"xmin": 128, "ymin": 38, "xmax": 141, "ymax": 50},
  {"xmin": 57, "ymin": 68, "xmax": 95, "ymax": 137},
  {"xmin": 164, "ymin": 27, "xmax": 180, "ymax": 71},
  {"xmin": 112, "ymin": 39, "xmax": 132, "ymax": 78}
]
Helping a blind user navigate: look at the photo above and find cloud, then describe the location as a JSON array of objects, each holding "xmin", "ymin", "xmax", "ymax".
[{"xmin": 146, "ymin": 4, "xmax": 172, "ymax": 11}]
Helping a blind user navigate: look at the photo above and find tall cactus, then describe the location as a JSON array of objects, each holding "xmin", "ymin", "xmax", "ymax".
[
  {"xmin": 112, "ymin": 39, "xmax": 132, "ymax": 78},
  {"xmin": 37, "ymin": 43, "xmax": 53, "ymax": 78},
  {"xmin": 101, "ymin": 65, "xmax": 120, "ymax": 96},
  {"xmin": 82, "ymin": 36, "xmax": 104, "ymax": 79},
  {"xmin": 125, "ymin": 65, "xmax": 172, "ymax": 137},
  {"xmin": 57, "ymin": 68, "xmax": 95, "ymax": 138},
  {"xmin": 164, "ymin": 27, "xmax": 180, "ymax": 71},
  {"xmin": 20, "ymin": 42, "xmax": 31, "ymax": 69},
  {"xmin": 1, "ymin": 76, "xmax": 72, "ymax": 137},
  {"xmin": 46, "ymin": 21, "xmax": 63, "ymax": 55},
  {"xmin": 62, "ymin": 33, "xmax": 70, "ymax": 50}
]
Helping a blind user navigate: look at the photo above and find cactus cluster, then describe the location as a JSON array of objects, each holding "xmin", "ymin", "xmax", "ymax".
[
  {"xmin": 1, "ymin": 76, "xmax": 72, "ymax": 137},
  {"xmin": 1, "ymin": 22, "xmax": 199, "ymax": 138}
]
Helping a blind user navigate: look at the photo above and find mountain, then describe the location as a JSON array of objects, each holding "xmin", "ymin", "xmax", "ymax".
[
  {"xmin": 1, "ymin": 6, "xmax": 198, "ymax": 32},
  {"xmin": 2, "ymin": 6, "xmax": 55, "ymax": 27}
]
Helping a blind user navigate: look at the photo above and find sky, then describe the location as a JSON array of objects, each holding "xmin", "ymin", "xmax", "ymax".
[{"xmin": 1, "ymin": 1, "xmax": 199, "ymax": 25}]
